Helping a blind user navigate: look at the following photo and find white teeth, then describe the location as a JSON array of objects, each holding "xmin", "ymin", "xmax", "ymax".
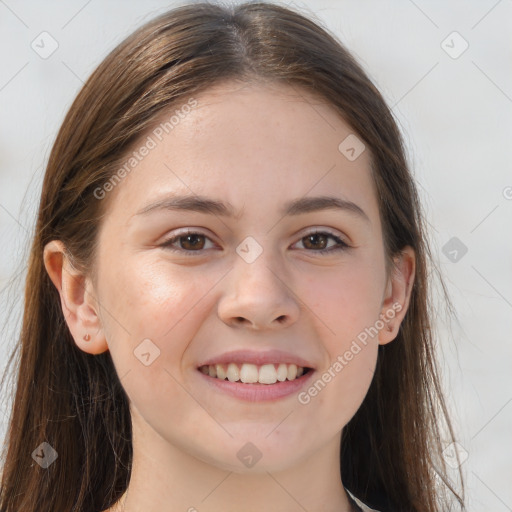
[
  {"xmin": 258, "ymin": 364, "xmax": 277, "ymax": 384},
  {"xmin": 240, "ymin": 363, "xmax": 259, "ymax": 383},
  {"xmin": 276, "ymin": 363, "xmax": 288, "ymax": 381},
  {"xmin": 216, "ymin": 364, "xmax": 227, "ymax": 380},
  {"xmin": 287, "ymin": 364, "xmax": 297, "ymax": 380},
  {"xmin": 200, "ymin": 362, "xmax": 308, "ymax": 384},
  {"xmin": 226, "ymin": 363, "xmax": 239, "ymax": 382}
]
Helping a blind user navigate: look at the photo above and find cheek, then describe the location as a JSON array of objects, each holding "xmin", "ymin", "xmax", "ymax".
[
  {"xmin": 298, "ymin": 256, "xmax": 385, "ymax": 342},
  {"xmin": 96, "ymin": 256, "xmax": 219, "ymax": 423},
  {"xmin": 329, "ymin": 348, "xmax": 377, "ymax": 427},
  {"xmin": 294, "ymin": 256, "xmax": 383, "ymax": 419},
  {"xmin": 301, "ymin": 338, "xmax": 378, "ymax": 430},
  {"xmin": 97, "ymin": 253, "xmax": 218, "ymax": 363}
]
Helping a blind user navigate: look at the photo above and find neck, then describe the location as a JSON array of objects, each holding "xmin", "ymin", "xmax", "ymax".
[{"xmin": 109, "ymin": 407, "xmax": 354, "ymax": 512}]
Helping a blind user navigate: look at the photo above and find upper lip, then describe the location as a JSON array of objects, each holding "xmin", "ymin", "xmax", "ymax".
[{"xmin": 198, "ymin": 349, "xmax": 315, "ymax": 369}]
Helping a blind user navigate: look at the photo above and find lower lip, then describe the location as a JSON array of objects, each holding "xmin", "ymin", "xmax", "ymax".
[{"xmin": 196, "ymin": 368, "xmax": 316, "ymax": 402}]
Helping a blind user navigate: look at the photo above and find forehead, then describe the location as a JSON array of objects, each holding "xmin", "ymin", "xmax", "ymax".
[{"xmin": 107, "ymin": 80, "xmax": 380, "ymax": 225}]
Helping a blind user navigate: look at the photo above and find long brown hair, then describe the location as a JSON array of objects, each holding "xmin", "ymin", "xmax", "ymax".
[{"xmin": 0, "ymin": 2, "xmax": 465, "ymax": 511}]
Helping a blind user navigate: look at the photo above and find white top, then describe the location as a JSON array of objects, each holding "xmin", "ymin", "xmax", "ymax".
[{"xmin": 346, "ymin": 489, "xmax": 382, "ymax": 512}]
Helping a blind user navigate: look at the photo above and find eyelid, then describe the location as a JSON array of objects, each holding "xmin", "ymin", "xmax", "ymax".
[{"xmin": 295, "ymin": 226, "xmax": 350, "ymax": 244}]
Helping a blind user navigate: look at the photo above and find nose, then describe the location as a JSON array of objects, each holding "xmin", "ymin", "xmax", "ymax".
[{"xmin": 217, "ymin": 248, "xmax": 301, "ymax": 330}]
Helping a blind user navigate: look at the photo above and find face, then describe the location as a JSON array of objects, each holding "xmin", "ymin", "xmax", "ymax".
[{"xmin": 62, "ymin": 81, "xmax": 410, "ymax": 473}]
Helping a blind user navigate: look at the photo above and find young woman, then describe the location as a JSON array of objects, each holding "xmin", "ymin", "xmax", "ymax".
[{"xmin": 0, "ymin": 2, "xmax": 465, "ymax": 511}]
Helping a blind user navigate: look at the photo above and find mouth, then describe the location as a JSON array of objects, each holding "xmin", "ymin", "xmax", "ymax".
[{"xmin": 198, "ymin": 362, "xmax": 313, "ymax": 384}]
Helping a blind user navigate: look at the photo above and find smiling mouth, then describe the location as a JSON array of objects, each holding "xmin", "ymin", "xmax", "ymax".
[{"xmin": 198, "ymin": 362, "xmax": 312, "ymax": 384}]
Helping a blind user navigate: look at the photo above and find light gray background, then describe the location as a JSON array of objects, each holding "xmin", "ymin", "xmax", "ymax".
[{"xmin": 0, "ymin": 1, "xmax": 511, "ymax": 510}]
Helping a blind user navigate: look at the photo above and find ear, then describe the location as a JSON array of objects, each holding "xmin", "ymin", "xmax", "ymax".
[
  {"xmin": 43, "ymin": 240, "xmax": 109, "ymax": 355},
  {"xmin": 378, "ymin": 245, "xmax": 415, "ymax": 345}
]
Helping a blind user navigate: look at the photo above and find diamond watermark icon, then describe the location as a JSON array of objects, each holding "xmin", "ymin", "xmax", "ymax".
[
  {"xmin": 134, "ymin": 338, "xmax": 161, "ymax": 366},
  {"xmin": 442, "ymin": 441, "xmax": 469, "ymax": 469},
  {"xmin": 441, "ymin": 31, "xmax": 469, "ymax": 59},
  {"xmin": 32, "ymin": 442, "xmax": 58, "ymax": 468},
  {"xmin": 442, "ymin": 237, "xmax": 468, "ymax": 263},
  {"xmin": 236, "ymin": 236, "xmax": 263, "ymax": 264},
  {"xmin": 338, "ymin": 134, "xmax": 365, "ymax": 161},
  {"xmin": 31, "ymin": 31, "xmax": 59, "ymax": 59},
  {"xmin": 237, "ymin": 441, "xmax": 263, "ymax": 468}
]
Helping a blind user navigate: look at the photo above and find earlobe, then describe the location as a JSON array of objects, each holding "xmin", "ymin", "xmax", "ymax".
[
  {"xmin": 43, "ymin": 240, "xmax": 109, "ymax": 355},
  {"xmin": 378, "ymin": 246, "xmax": 416, "ymax": 345}
]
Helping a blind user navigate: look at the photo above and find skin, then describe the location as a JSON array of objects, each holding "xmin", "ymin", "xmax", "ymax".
[{"xmin": 44, "ymin": 80, "xmax": 415, "ymax": 512}]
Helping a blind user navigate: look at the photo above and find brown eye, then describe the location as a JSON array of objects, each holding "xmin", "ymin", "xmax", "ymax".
[
  {"xmin": 160, "ymin": 231, "xmax": 215, "ymax": 254},
  {"xmin": 295, "ymin": 231, "xmax": 349, "ymax": 255},
  {"xmin": 177, "ymin": 233, "xmax": 206, "ymax": 250},
  {"xmin": 160, "ymin": 229, "xmax": 349, "ymax": 256},
  {"xmin": 302, "ymin": 233, "xmax": 329, "ymax": 250}
]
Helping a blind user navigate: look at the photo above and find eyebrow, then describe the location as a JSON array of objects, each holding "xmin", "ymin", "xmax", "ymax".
[{"xmin": 135, "ymin": 194, "xmax": 370, "ymax": 223}]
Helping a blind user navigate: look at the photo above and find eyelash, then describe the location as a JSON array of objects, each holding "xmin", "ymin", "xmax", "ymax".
[{"xmin": 159, "ymin": 229, "xmax": 350, "ymax": 256}]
